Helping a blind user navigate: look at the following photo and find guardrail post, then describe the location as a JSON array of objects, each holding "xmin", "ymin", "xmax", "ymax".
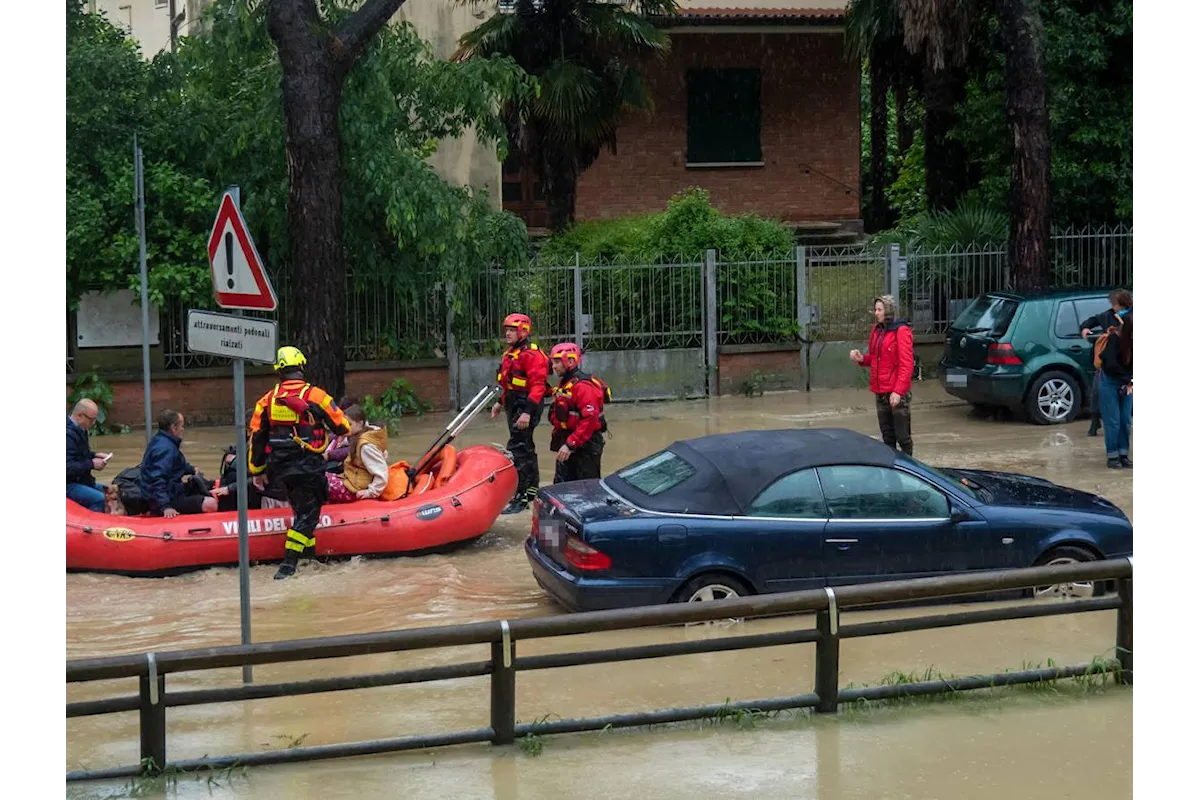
[
  {"xmin": 1116, "ymin": 578, "xmax": 1132, "ymax": 685},
  {"xmin": 815, "ymin": 588, "xmax": 840, "ymax": 713},
  {"xmin": 704, "ymin": 249, "xmax": 718, "ymax": 397},
  {"xmin": 490, "ymin": 621, "xmax": 516, "ymax": 745},
  {"xmin": 138, "ymin": 655, "xmax": 166, "ymax": 774}
]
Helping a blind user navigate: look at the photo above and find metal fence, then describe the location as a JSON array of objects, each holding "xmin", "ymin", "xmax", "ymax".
[
  {"xmin": 65, "ymin": 558, "xmax": 1132, "ymax": 782},
  {"xmin": 76, "ymin": 226, "xmax": 1132, "ymax": 374}
]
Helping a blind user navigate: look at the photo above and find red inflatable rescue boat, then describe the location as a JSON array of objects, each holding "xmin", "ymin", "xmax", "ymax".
[{"xmin": 66, "ymin": 444, "xmax": 517, "ymax": 576}]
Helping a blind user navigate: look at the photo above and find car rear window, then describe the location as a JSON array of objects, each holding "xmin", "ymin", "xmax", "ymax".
[
  {"xmin": 616, "ymin": 450, "xmax": 696, "ymax": 496},
  {"xmin": 952, "ymin": 295, "xmax": 1019, "ymax": 337},
  {"xmin": 1053, "ymin": 301, "xmax": 1080, "ymax": 338}
]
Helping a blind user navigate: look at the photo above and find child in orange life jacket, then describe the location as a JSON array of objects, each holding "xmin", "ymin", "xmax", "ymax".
[{"xmin": 548, "ymin": 343, "xmax": 610, "ymax": 484}]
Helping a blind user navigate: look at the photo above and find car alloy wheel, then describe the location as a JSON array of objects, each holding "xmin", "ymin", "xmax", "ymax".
[
  {"xmin": 1033, "ymin": 556, "xmax": 1095, "ymax": 600},
  {"xmin": 1036, "ymin": 378, "xmax": 1076, "ymax": 423},
  {"xmin": 688, "ymin": 584, "xmax": 742, "ymax": 602}
]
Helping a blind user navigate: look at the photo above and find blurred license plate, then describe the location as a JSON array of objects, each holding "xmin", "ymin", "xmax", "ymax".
[{"xmin": 945, "ymin": 370, "xmax": 967, "ymax": 386}]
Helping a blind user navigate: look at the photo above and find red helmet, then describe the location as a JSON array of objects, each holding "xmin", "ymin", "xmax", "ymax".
[
  {"xmin": 550, "ymin": 342, "xmax": 582, "ymax": 367},
  {"xmin": 502, "ymin": 313, "xmax": 531, "ymax": 336}
]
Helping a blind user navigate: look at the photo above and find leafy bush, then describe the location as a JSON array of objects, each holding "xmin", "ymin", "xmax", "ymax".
[
  {"xmin": 361, "ymin": 378, "xmax": 434, "ymax": 428},
  {"xmin": 67, "ymin": 371, "xmax": 127, "ymax": 435}
]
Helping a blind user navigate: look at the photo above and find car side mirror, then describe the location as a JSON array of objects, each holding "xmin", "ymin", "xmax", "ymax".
[{"xmin": 951, "ymin": 507, "xmax": 971, "ymax": 524}]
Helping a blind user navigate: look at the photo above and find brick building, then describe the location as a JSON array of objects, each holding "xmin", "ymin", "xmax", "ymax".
[{"xmin": 502, "ymin": 1, "xmax": 861, "ymax": 230}]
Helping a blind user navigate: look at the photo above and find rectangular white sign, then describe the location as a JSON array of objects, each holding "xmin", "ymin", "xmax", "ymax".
[{"xmin": 186, "ymin": 309, "xmax": 278, "ymax": 363}]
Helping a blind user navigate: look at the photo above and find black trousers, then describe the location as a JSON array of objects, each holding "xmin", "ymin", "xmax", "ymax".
[
  {"xmin": 876, "ymin": 392, "xmax": 913, "ymax": 455},
  {"xmin": 505, "ymin": 399, "xmax": 543, "ymax": 499},
  {"xmin": 270, "ymin": 455, "xmax": 329, "ymax": 563},
  {"xmin": 551, "ymin": 431, "xmax": 604, "ymax": 484}
]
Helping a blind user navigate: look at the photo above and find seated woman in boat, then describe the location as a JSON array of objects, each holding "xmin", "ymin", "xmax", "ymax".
[
  {"xmin": 322, "ymin": 395, "xmax": 358, "ymax": 474},
  {"xmin": 210, "ymin": 446, "xmax": 290, "ymax": 512},
  {"xmin": 325, "ymin": 405, "xmax": 389, "ymax": 503}
]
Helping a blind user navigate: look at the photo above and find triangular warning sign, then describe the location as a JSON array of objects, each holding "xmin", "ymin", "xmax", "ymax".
[{"xmin": 207, "ymin": 191, "xmax": 278, "ymax": 311}]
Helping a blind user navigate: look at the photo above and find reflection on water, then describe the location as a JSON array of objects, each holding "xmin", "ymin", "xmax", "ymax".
[{"xmin": 67, "ymin": 385, "xmax": 1133, "ymax": 795}]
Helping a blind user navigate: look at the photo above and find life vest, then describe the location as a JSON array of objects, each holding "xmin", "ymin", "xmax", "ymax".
[
  {"xmin": 497, "ymin": 341, "xmax": 551, "ymax": 395},
  {"xmin": 266, "ymin": 382, "xmax": 330, "ymax": 455},
  {"xmin": 550, "ymin": 371, "xmax": 611, "ymax": 433}
]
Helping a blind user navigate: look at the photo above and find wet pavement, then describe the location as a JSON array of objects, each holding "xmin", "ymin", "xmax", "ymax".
[{"xmin": 66, "ymin": 383, "xmax": 1132, "ymax": 797}]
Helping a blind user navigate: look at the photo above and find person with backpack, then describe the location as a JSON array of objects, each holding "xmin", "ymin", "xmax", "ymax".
[
  {"xmin": 1084, "ymin": 292, "xmax": 1132, "ymax": 468},
  {"xmin": 1080, "ymin": 289, "xmax": 1133, "ymax": 438},
  {"xmin": 248, "ymin": 346, "xmax": 351, "ymax": 579},
  {"xmin": 850, "ymin": 294, "xmax": 916, "ymax": 455},
  {"xmin": 548, "ymin": 343, "xmax": 611, "ymax": 484},
  {"xmin": 489, "ymin": 313, "xmax": 550, "ymax": 514}
]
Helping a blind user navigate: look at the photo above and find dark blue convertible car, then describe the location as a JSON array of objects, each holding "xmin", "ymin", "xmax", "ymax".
[{"xmin": 525, "ymin": 428, "xmax": 1132, "ymax": 612}]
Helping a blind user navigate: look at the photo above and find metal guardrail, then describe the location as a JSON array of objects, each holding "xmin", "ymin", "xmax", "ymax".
[{"xmin": 65, "ymin": 559, "xmax": 1133, "ymax": 782}]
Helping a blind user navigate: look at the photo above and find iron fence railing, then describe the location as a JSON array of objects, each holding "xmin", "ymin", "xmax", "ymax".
[
  {"xmin": 69, "ymin": 226, "xmax": 1132, "ymax": 374},
  {"xmin": 65, "ymin": 559, "xmax": 1133, "ymax": 782}
]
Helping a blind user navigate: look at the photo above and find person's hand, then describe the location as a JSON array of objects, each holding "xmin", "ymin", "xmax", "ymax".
[
  {"xmin": 253, "ymin": 475, "xmax": 266, "ymax": 490},
  {"xmin": 92, "ymin": 456, "xmax": 107, "ymax": 470},
  {"xmin": 889, "ymin": 392, "xmax": 903, "ymax": 408},
  {"xmin": 849, "ymin": 349, "xmax": 864, "ymax": 363},
  {"xmin": 1080, "ymin": 328, "xmax": 1091, "ymax": 338},
  {"xmin": 557, "ymin": 445, "xmax": 572, "ymax": 463},
  {"xmin": 1126, "ymin": 382, "xmax": 1133, "ymax": 396},
  {"xmin": 210, "ymin": 486, "xmax": 230, "ymax": 498},
  {"xmin": 490, "ymin": 402, "xmax": 502, "ymax": 419},
  {"xmin": 516, "ymin": 412, "xmax": 531, "ymax": 430},
  {"xmin": 163, "ymin": 507, "xmax": 179, "ymax": 519},
  {"xmin": 355, "ymin": 489, "xmax": 373, "ymax": 500}
]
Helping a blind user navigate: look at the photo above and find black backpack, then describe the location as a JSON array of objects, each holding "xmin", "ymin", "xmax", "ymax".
[{"xmin": 113, "ymin": 467, "xmax": 148, "ymax": 515}]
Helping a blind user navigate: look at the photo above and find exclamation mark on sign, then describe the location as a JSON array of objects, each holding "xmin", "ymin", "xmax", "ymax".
[{"xmin": 225, "ymin": 231, "xmax": 235, "ymax": 290}]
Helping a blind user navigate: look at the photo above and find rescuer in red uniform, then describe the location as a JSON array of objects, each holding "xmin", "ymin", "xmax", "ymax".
[
  {"xmin": 249, "ymin": 346, "xmax": 351, "ymax": 579},
  {"xmin": 548, "ymin": 342, "xmax": 610, "ymax": 484},
  {"xmin": 490, "ymin": 313, "xmax": 550, "ymax": 514}
]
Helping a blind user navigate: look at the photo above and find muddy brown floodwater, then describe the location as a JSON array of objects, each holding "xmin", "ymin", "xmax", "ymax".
[{"xmin": 67, "ymin": 384, "xmax": 1132, "ymax": 799}]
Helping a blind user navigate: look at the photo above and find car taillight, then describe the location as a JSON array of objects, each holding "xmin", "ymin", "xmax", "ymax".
[
  {"xmin": 987, "ymin": 343, "xmax": 1022, "ymax": 365},
  {"xmin": 563, "ymin": 534, "xmax": 612, "ymax": 571}
]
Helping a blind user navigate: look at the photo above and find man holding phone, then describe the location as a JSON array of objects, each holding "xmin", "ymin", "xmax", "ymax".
[{"xmin": 67, "ymin": 398, "xmax": 113, "ymax": 512}]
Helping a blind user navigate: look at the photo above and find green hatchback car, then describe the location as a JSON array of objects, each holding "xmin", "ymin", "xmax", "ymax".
[{"xmin": 939, "ymin": 288, "xmax": 1115, "ymax": 425}]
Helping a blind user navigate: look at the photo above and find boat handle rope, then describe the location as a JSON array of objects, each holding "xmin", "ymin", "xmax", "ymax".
[
  {"xmin": 500, "ymin": 620, "xmax": 513, "ymax": 668},
  {"xmin": 146, "ymin": 653, "xmax": 159, "ymax": 705},
  {"xmin": 824, "ymin": 587, "xmax": 839, "ymax": 636},
  {"xmin": 64, "ymin": 461, "xmax": 518, "ymax": 542}
]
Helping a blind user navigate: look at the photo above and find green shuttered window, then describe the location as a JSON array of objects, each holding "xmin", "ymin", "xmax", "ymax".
[{"xmin": 686, "ymin": 68, "xmax": 763, "ymax": 165}]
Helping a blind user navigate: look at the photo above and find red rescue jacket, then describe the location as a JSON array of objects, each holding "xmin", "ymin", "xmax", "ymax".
[
  {"xmin": 549, "ymin": 370, "xmax": 610, "ymax": 449},
  {"xmin": 859, "ymin": 321, "xmax": 914, "ymax": 396},
  {"xmin": 497, "ymin": 340, "xmax": 549, "ymax": 414}
]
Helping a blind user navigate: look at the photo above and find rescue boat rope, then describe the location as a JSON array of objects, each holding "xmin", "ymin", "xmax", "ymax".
[{"xmin": 66, "ymin": 462, "xmax": 516, "ymax": 542}]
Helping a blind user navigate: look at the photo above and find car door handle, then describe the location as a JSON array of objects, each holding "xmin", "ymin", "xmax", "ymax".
[
  {"xmin": 1069, "ymin": 345, "xmax": 1084, "ymax": 353},
  {"xmin": 825, "ymin": 538, "xmax": 859, "ymax": 544}
]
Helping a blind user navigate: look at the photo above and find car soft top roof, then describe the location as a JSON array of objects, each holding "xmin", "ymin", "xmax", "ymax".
[{"xmin": 605, "ymin": 428, "xmax": 899, "ymax": 516}]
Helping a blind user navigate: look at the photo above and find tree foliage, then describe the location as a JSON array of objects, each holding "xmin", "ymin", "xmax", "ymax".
[
  {"xmin": 66, "ymin": 0, "xmax": 533, "ymax": 348},
  {"xmin": 455, "ymin": 0, "xmax": 676, "ymax": 232}
]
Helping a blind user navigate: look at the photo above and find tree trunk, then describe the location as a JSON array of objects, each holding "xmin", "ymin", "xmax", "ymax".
[
  {"xmin": 266, "ymin": 0, "xmax": 408, "ymax": 397},
  {"xmin": 868, "ymin": 56, "xmax": 890, "ymax": 233},
  {"xmin": 895, "ymin": 80, "xmax": 913, "ymax": 159},
  {"xmin": 921, "ymin": 61, "xmax": 969, "ymax": 212},
  {"xmin": 541, "ymin": 145, "xmax": 579, "ymax": 234},
  {"xmin": 996, "ymin": 0, "xmax": 1051, "ymax": 292}
]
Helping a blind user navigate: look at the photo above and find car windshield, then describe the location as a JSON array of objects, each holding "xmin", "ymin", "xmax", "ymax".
[
  {"xmin": 920, "ymin": 463, "xmax": 986, "ymax": 502},
  {"xmin": 616, "ymin": 450, "xmax": 696, "ymax": 496},
  {"xmin": 952, "ymin": 295, "xmax": 1019, "ymax": 337}
]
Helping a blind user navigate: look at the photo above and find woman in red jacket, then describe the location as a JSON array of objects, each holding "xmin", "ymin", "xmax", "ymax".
[{"xmin": 850, "ymin": 295, "xmax": 915, "ymax": 455}]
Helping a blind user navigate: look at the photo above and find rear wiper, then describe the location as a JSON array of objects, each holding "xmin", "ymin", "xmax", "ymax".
[{"xmin": 961, "ymin": 327, "xmax": 995, "ymax": 334}]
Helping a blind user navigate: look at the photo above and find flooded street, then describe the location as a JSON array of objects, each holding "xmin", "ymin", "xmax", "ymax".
[{"xmin": 67, "ymin": 384, "xmax": 1132, "ymax": 797}]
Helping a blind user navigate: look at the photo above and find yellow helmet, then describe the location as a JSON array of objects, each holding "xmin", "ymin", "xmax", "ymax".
[{"xmin": 274, "ymin": 346, "xmax": 307, "ymax": 371}]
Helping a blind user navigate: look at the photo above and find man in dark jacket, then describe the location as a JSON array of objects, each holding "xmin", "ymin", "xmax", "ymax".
[
  {"xmin": 850, "ymin": 295, "xmax": 916, "ymax": 455},
  {"xmin": 67, "ymin": 399, "xmax": 112, "ymax": 512},
  {"xmin": 1080, "ymin": 289, "xmax": 1133, "ymax": 437},
  {"xmin": 139, "ymin": 410, "xmax": 218, "ymax": 518}
]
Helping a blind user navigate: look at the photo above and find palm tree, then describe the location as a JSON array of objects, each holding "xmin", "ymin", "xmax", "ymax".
[
  {"xmin": 845, "ymin": 0, "xmax": 920, "ymax": 231},
  {"xmin": 896, "ymin": 0, "xmax": 977, "ymax": 212},
  {"xmin": 995, "ymin": 0, "xmax": 1051, "ymax": 291},
  {"xmin": 456, "ymin": 0, "xmax": 676, "ymax": 232}
]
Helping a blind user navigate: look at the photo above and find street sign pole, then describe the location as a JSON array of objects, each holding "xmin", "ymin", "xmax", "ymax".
[
  {"xmin": 196, "ymin": 184, "xmax": 279, "ymax": 686},
  {"xmin": 229, "ymin": 185, "xmax": 253, "ymax": 685}
]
